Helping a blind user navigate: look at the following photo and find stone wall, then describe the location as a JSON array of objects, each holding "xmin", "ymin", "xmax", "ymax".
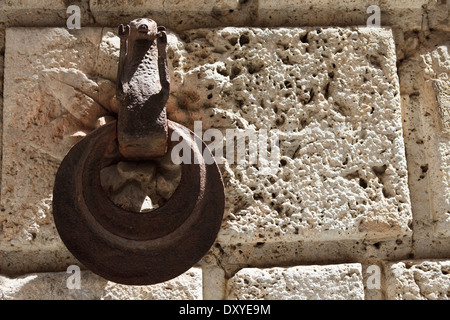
[{"xmin": 0, "ymin": 0, "xmax": 449, "ymax": 300}]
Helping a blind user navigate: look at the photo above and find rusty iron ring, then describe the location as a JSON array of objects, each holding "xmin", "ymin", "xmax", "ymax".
[{"xmin": 53, "ymin": 120, "xmax": 225, "ymax": 285}]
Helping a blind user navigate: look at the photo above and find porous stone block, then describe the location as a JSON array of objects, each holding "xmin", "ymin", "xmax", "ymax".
[
  {"xmin": 89, "ymin": 0, "xmax": 243, "ymax": 30},
  {"xmin": 202, "ymin": 265, "xmax": 227, "ymax": 300},
  {"xmin": 257, "ymin": 0, "xmax": 429, "ymax": 31},
  {"xmin": 164, "ymin": 0, "xmax": 239, "ymax": 12},
  {"xmin": 1, "ymin": 27, "xmax": 117, "ymax": 257},
  {"xmin": 227, "ymin": 263, "xmax": 364, "ymax": 300},
  {"xmin": 384, "ymin": 260, "xmax": 450, "ymax": 300},
  {"xmin": 89, "ymin": 0, "xmax": 167, "ymax": 26},
  {"xmin": 2, "ymin": 0, "xmax": 93, "ymax": 27},
  {"xmin": 1, "ymin": 26, "xmax": 411, "ymax": 273},
  {"xmin": 163, "ymin": 0, "xmax": 243, "ymax": 30},
  {"xmin": 399, "ymin": 41, "xmax": 450, "ymax": 251},
  {"xmin": 168, "ymin": 26, "xmax": 411, "ymax": 245},
  {"xmin": 0, "ymin": 267, "xmax": 202, "ymax": 300},
  {"xmin": 425, "ymin": 45, "xmax": 450, "ymax": 239},
  {"xmin": 1, "ymin": 0, "xmax": 445, "ymax": 34}
]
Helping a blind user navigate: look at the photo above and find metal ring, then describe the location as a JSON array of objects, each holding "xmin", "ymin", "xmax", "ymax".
[{"xmin": 53, "ymin": 120, "xmax": 225, "ymax": 285}]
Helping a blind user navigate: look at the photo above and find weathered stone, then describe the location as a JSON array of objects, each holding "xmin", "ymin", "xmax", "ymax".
[
  {"xmin": 90, "ymin": 0, "xmax": 243, "ymax": 29},
  {"xmin": 227, "ymin": 263, "xmax": 364, "ymax": 300},
  {"xmin": 1, "ymin": 28, "xmax": 116, "ymax": 256},
  {"xmin": 0, "ymin": 0, "xmax": 449, "ymax": 302},
  {"xmin": 89, "ymin": 0, "xmax": 166, "ymax": 26},
  {"xmin": 168, "ymin": 26, "xmax": 411, "ymax": 246},
  {"xmin": 0, "ymin": 27, "xmax": 179, "ymax": 267},
  {"xmin": 425, "ymin": 45, "xmax": 450, "ymax": 136},
  {"xmin": 1, "ymin": 26, "xmax": 412, "ymax": 273},
  {"xmin": 202, "ymin": 265, "xmax": 227, "ymax": 300},
  {"xmin": 384, "ymin": 260, "xmax": 450, "ymax": 300},
  {"xmin": 0, "ymin": 267, "xmax": 202, "ymax": 300},
  {"xmin": 100, "ymin": 155, "xmax": 181, "ymax": 212},
  {"xmin": 257, "ymin": 0, "xmax": 430, "ymax": 31},
  {"xmin": 97, "ymin": 28, "xmax": 121, "ymax": 83},
  {"xmin": 164, "ymin": 0, "xmax": 239, "ymax": 12},
  {"xmin": 399, "ymin": 38, "xmax": 450, "ymax": 257},
  {"xmin": 212, "ymin": 238, "xmax": 412, "ymax": 277},
  {"xmin": 1, "ymin": 0, "xmax": 446, "ymax": 35},
  {"xmin": 1, "ymin": 249, "xmax": 79, "ymax": 276},
  {"xmin": 164, "ymin": 0, "xmax": 245, "ymax": 31},
  {"xmin": 2, "ymin": 0, "xmax": 94, "ymax": 27},
  {"xmin": 90, "ymin": 0, "xmax": 247, "ymax": 30}
]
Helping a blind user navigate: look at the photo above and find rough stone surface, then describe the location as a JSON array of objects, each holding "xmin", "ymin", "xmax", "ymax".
[
  {"xmin": 416, "ymin": 44, "xmax": 450, "ymax": 239},
  {"xmin": 257, "ymin": 0, "xmax": 428, "ymax": 30},
  {"xmin": 168, "ymin": 26, "xmax": 411, "ymax": 245},
  {"xmin": 89, "ymin": 0, "xmax": 166, "ymax": 27},
  {"xmin": 2, "ymin": 0, "xmax": 94, "ymax": 27},
  {"xmin": 0, "ymin": 3, "xmax": 449, "ymax": 300},
  {"xmin": 209, "ymin": 238, "xmax": 413, "ymax": 277},
  {"xmin": 1, "ymin": 26, "xmax": 412, "ymax": 274},
  {"xmin": 80, "ymin": 0, "xmax": 247, "ymax": 30},
  {"xmin": 227, "ymin": 263, "xmax": 364, "ymax": 300},
  {"xmin": 1, "ymin": 28, "xmax": 116, "ymax": 256},
  {"xmin": 202, "ymin": 265, "xmax": 227, "ymax": 300},
  {"xmin": 3, "ymin": 1, "xmax": 447, "ymax": 34},
  {"xmin": 100, "ymin": 152, "xmax": 181, "ymax": 213},
  {"xmin": 384, "ymin": 260, "xmax": 450, "ymax": 300},
  {"xmin": 0, "ymin": 27, "xmax": 182, "ymax": 260},
  {"xmin": 399, "ymin": 31, "xmax": 450, "ymax": 258},
  {"xmin": 0, "ymin": 267, "xmax": 202, "ymax": 300}
]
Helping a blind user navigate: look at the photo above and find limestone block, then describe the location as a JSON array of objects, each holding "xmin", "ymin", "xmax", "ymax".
[
  {"xmin": 384, "ymin": 260, "xmax": 450, "ymax": 300},
  {"xmin": 2, "ymin": 0, "xmax": 93, "ymax": 27},
  {"xmin": 257, "ymin": 0, "xmax": 428, "ymax": 31},
  {"xmin": 421, "ymin": 46, "xmax": 450, "ymax": 238},
  {"xmin": 0, "ymin": 267, "xmax": 202, "ymax": 300},
  {"xmin": 1, "ymin": 28, "xmax": 117, "ymax": 254},
  {"xmin": 258, "ymin": 0, "xmax": 369, "ymax": 26},
  {"xmin": 89, "ymin": 0, "xmax": 243, "ymax": 30},
  {"xmin": 89, "ymin": 0, "xmax": 167, "ymax": 26},
  {"xmin": 202, "ymin": 265, "xmax": 227, "ymax": 300},
  {"xmin": 400, "ymin": 43, "xmax": 450, "ymax": 243},
  {"xmin": 164, "ymin": 0, "xmax": 244, "ymax": 30},
  {"xmin": 164, "ymin": 0, "xmax": 239, "ymax": 12},
  {"xmin": 427, "ymin": 46, "xmax": 450, "ymax": 136},
  {"xmin": 227, "ymin": 263, "xmax": 364, "ymax": 300},
  {"xmin": 213, "ymin": 238, "xmax": 412, "ymax": 277},
  {"xmin": 168, "ymin": 26, "xmax": 411, "ymax": 245},
  {"xmin": 1, "ymin": 0, "xmax": 444, "ymax": 34},
  {"xmin": 97, "ymin": 28, "xmax": 121, "ymax": 82}
]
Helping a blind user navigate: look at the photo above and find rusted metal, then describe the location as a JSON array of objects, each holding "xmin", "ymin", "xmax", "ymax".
[
  {"xmin": 116, "ymin": 19, "xmax": 170, "ymax": 160},
  {"xmin": 52, "ymin": 19, "xmax": 225, "ymax": 285}
]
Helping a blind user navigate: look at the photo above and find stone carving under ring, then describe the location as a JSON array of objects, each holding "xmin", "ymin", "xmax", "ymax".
[{"xmin": 52, "ymin": 120, "xmax": 225, "ymax": 285}]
